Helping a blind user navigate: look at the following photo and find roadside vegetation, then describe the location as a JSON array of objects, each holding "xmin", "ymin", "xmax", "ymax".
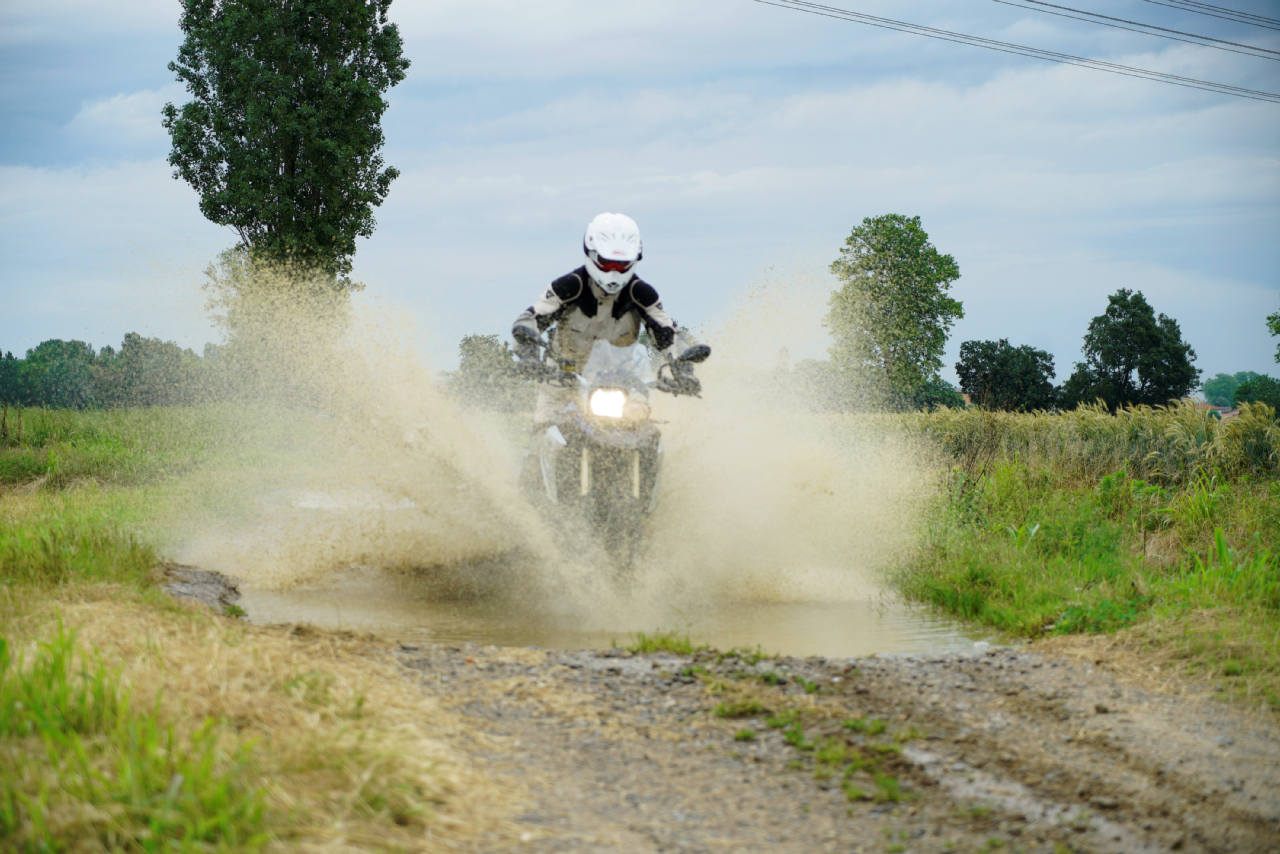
[
  {"xmin": 896, "ymin": 400, "xmax": 1280, "ymax": 711},
  {"xmin": 2, "ymin": 396, "xmax": 1277, "ymax": 849},
  {"xmin": 0, "ymin": 405, "xmax": 492, "ymax": 852}
]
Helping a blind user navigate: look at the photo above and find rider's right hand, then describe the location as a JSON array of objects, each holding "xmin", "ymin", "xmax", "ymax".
[
  {"xmin": 515, "ymin": 356, "xmax": 577, "ymax": 387},
  {"xmin": 514, "ymin": 341, "xmax": 539, "ymax": 364},
  {"xmin": 514, "ymin": 356, "xmax": 546, "ymax": 380}
]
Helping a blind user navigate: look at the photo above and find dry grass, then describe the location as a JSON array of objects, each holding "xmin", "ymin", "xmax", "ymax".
[
  {"xmin": 903, "ymin": 400, "xmax": 1279, "ymax": 487},
  {"xmin": 1034, "ymin": 609, "xmax": 1280, "ymax": 717},
  {"xmin": 1, "ymin": 585, "xmax": 522, "ymax": 852}
]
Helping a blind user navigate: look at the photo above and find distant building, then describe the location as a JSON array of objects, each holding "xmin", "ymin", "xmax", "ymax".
[{"xmin": 1193, "ymin": 401, "xmax": 1237, "ymax": 420}]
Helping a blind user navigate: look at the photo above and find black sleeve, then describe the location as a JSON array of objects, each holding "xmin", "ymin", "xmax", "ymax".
[{"xmin": 629, "ymin": 280, "xmax": 678, "ymax": 354}]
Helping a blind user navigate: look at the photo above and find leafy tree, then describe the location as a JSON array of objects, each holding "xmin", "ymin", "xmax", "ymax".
[
  {"xmin": 827, "ymin": 214, "xmax": 963, "ymax": 400},
  {"xmin": 1201, "ymin": 371, "xmax": 1260, "ymax": 408},
  {"xmin": 1268, "ymin": 294, "xmax": 1279, "ymax": 363},
  {"xmin": 956, "ymin": 339, "xmax": 1057, "ymax": 412},
  {"xmin": 162, "ymin": 0, "xmax": 410, "ymax": 283},
  {"xmin": 444, "ymin": 334, "xmax": 534, "ymax": 411},
  {"xmin": 1059, "ymin": 289, "xmax": 1201, "ymax": 411},
  {"xmin": 1233, "ymin": 374, "xmax": 1280, "ymax": 410},
  {"xmin": 909, "ymin": 377, "xmax": 966, "ymax": 410},
  {"xmin": 0, "ymin": 351, "xmax": 20, "ymax": 405},
  {"xmin": 95, "ymin": 333, "xmax": 205, "ymax": 407},
  {"xmin": 24, "ymin": 340, "xmax": 98, "ymax": 409}
]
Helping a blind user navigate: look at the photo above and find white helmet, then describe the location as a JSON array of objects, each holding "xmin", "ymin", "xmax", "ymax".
[{"xmin": 583, "ymin": 212, "xmax": 642, "ymax": 295}]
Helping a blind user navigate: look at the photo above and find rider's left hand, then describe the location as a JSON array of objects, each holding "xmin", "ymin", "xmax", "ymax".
[{"xmin": 668, "ymin": 363, "xmax": 701, "ymax": 397}]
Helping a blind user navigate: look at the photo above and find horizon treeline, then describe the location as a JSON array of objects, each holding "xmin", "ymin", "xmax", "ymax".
[{"xmin": 0, "ymin": 334, "xmax": 229, "ymax": 409}]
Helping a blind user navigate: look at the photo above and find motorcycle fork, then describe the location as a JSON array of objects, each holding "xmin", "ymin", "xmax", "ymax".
[{"xmin": 578, "ymin": 449, "xmax": 643, "ymax": 500}]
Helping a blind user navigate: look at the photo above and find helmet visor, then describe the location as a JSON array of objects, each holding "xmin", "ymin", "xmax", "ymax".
[{"xmin": 590, "ymin": 252, "xmax": 635, "ymax": 274}]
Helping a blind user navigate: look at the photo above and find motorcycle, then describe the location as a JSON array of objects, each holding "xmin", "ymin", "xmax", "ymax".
[{"xmin": 514, "ymin": 332, "xmax": 710, "ymax": 574}]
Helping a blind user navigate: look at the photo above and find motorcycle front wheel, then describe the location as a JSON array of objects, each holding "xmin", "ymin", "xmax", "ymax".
[{"xmin": 594, "ymin": 484, "xmax": 644, "ymax": 577}]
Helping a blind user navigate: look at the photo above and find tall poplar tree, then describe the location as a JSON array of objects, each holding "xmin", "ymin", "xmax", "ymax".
[{"xmin": 162, "ymin": 0, "xmax": 409, "ymax": 285}]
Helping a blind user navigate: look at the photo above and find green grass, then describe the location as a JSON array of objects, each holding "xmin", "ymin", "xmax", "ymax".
[
  {"xmin": 1, "ymin": 404, "xmax": 352, "ymax": 593},
  {"xmin": 766, "ymin": 709, "xmax": 799, "ymax": 729},
  {"xmin": 0, "ymin": 626, "xmax": 268, "ymax": 852},
  {"xmin": 0, "ymin": 492, "xmax": 159, "ymax": 590},
  {"xmin": 1, "ymin": 404, "xmax": 465, "ymax": 849},
  {"xmin": 715, "ymin": 698, "xmax": 765, "ymax": 718},
  {"xmin": 717, "ymin": 645, "xmax": 773, "ymax": 665},
  {"xmin": 843, "ymin": 717, "xmax": 888, "ymax": 735},
  {"xmin": 814, "ymin": 737, "xmax": 850, "ymax": 765},
  {"xmin": 872, "ymin": 771, "xmax": 902, "ymax": 803},
  {"xmin": 626, "ymin": 630, "xmax": 708, "ymax": 656},
  {"xmin": 900, "ymin": 463, "xmax": 1279, "ymax": 635},
  {"xmin": 782, "ymin": 721, "xmax": 814, "ymax": 751},
  {"xmin": 897, "ymin": 404, "xmax": 1280, "ymax": 710},
  {"xmin": 0, "ymin": 405, "xmax": 229, "ymax": 488}
]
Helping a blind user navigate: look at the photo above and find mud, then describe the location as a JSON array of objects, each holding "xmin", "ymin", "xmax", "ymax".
[
  {"xmin": 397, "ymin": 642, "xmax": 1280, "ymax": 854},
  {"xmin": 154, "ymin": 562, "xmax": 242, "ymax": 613},
  {"xmin": 159, "ymin": 567, "xmax": 1279, "ymax": 852}
]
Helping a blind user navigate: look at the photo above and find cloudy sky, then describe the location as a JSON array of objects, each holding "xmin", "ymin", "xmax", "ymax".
[{"xmin": 1, "ymin": 0, "xmax": 1277, "ymax": 381}]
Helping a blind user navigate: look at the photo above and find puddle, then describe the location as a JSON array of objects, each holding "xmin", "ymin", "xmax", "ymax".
[{"xmin": 240, "ymin": 565, "xmax": 985, "ymax": 658}]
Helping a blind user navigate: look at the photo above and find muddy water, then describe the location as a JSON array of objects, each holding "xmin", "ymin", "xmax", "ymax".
[{"xmin": 240, "ymin": 565, "xmax": 984, "ymax": 657}]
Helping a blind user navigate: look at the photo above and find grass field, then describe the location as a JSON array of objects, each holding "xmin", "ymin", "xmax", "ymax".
[
  {"xmin": 2, "ymin": 399, "xmax": 1277, "ymax": 847},
  {"xmin": 893, "ymin": 401, "xmax": 1280, "ymax": 711},
  {"xmin": 0, "ymin": 405, "xmax": 500, "ymax": 852}
]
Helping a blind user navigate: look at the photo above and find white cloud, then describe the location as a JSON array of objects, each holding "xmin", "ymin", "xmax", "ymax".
[
  {"xmin": 2, "ymin": 0, "xmax": 1276, "ymax": 377},
  {"xmin": 0, "ymin": 160, "xmax": 227, "ymax": 354},
  {"xmin": 0, "ymin": 0, "xmax": 177, "ymax": 46},
  {"xmin": 352, "ymin": 52, "xmax": 1279, "ymax": 373},
  {"xmin": 67, "ymin": 84, "xmax": 184, "ymax": 151}
]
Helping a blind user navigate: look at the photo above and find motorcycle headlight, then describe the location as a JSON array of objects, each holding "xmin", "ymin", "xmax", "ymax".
[{"xmin": 589, "ymin": 388, "xmax": 627, "ymax": 418}]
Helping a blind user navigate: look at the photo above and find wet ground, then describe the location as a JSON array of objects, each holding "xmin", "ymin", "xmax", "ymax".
[
  {"xmin": 238, "ymin": 566, "xmax": 986, "ymax": 658},
  {"xmin": 162, "ymin": 571, "xmax": 1280, "ymax": 852},
  {"xmin": 400, "ymin": 642, "xmax": 1280, "ymax": 854}
]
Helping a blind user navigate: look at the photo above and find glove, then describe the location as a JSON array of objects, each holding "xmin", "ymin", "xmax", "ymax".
[
  {"xmin": 514, "ymin": 354, "xmax": 549, "ymax": 381},
  {"xmin": 662, "ymin": 362, "xmax": 701, "ymax": 397},
  {"xmin": 512, "ymin": 327, "xmax": 546, "ymax": 379},
  {"xmin": 512, "ymin": 326, "xmax": 543, "ymax": 362}
]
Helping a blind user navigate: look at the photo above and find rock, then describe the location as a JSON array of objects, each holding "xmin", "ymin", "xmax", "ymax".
[{"xmin": 156, "ymin": 563, "xmax": 241, "ymax": 613}]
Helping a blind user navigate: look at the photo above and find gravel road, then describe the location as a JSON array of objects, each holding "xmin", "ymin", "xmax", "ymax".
[
  {"xmin": 157, "ymin": 572, "xmax": 1279, "ymax": 852},
  {"xmin": 396, "ymin": 642, "xmax": 1280, "ymax": 854}
]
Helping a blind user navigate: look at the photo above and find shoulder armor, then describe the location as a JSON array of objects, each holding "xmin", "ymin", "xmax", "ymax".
[
  {"xmin": 630, "ymin": 279, "xmax": 659, "ymax": 308},
  {"xmin": 550, "ymin": 270, "xmax": 586, "ymax": 302}
]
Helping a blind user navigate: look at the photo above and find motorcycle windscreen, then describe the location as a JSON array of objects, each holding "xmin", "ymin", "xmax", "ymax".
[{"xmin": 581, "ymin": 340, "xmax": 657, "ymax": 386}]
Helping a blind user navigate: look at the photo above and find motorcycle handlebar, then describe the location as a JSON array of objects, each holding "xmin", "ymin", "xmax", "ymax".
[
  {"xmin": 654, "ymin": 377, "xmax": 700, "ymax": 397},
  {"xmin": 514, "ymin": 360, "xmax": 578, "ymax": 386}
]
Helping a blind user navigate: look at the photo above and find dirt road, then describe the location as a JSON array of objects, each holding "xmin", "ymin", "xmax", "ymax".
[
  {"xmin": 396, "ymin": 641, "xmax": 1280, "ymax": 854},
  {"xmin": 159, "ymin": 571, "xmax": 1279, "ymax": 851}
]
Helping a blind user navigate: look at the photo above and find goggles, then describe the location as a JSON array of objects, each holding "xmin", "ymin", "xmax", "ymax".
[{"xmin": 591, "ymin": 252, "xmax": 635, "ymax": 274}]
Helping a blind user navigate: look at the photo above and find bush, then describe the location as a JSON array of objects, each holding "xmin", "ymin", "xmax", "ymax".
[
  {"xmin": 1234, "ymin": 375, "xmax": 1280, "ymax": 410},
  {"xmin": 905, "ymin": 400, "xmax": 1279, "ymax": 485}
]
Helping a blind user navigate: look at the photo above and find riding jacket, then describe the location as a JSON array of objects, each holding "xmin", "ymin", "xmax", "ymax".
[{"xmin": 513, "ymin": 267, "xmax": 679, "ymax": 370}]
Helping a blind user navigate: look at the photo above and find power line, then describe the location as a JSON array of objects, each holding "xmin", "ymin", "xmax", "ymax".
[
  {"xmin": 1135, "ymin": 0, "xmax": 1280, "ymax": 31},
  {"xmin": 751, "ymin": 0, "xmax": 1280, "ymax": 103},
  {"xmin": 992, "ymin": 0, "xmax": 1280, "ymax": 60}
]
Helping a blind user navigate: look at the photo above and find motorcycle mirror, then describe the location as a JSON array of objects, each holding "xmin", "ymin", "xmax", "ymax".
[{"xmin": 676, "ymin": 344, "xmax": 711, "ymax": 364}]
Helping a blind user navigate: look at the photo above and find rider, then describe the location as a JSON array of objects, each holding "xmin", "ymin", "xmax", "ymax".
[{"xmin": 513, "ymin": 212, "xmax": 700, "ymax": 424}]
